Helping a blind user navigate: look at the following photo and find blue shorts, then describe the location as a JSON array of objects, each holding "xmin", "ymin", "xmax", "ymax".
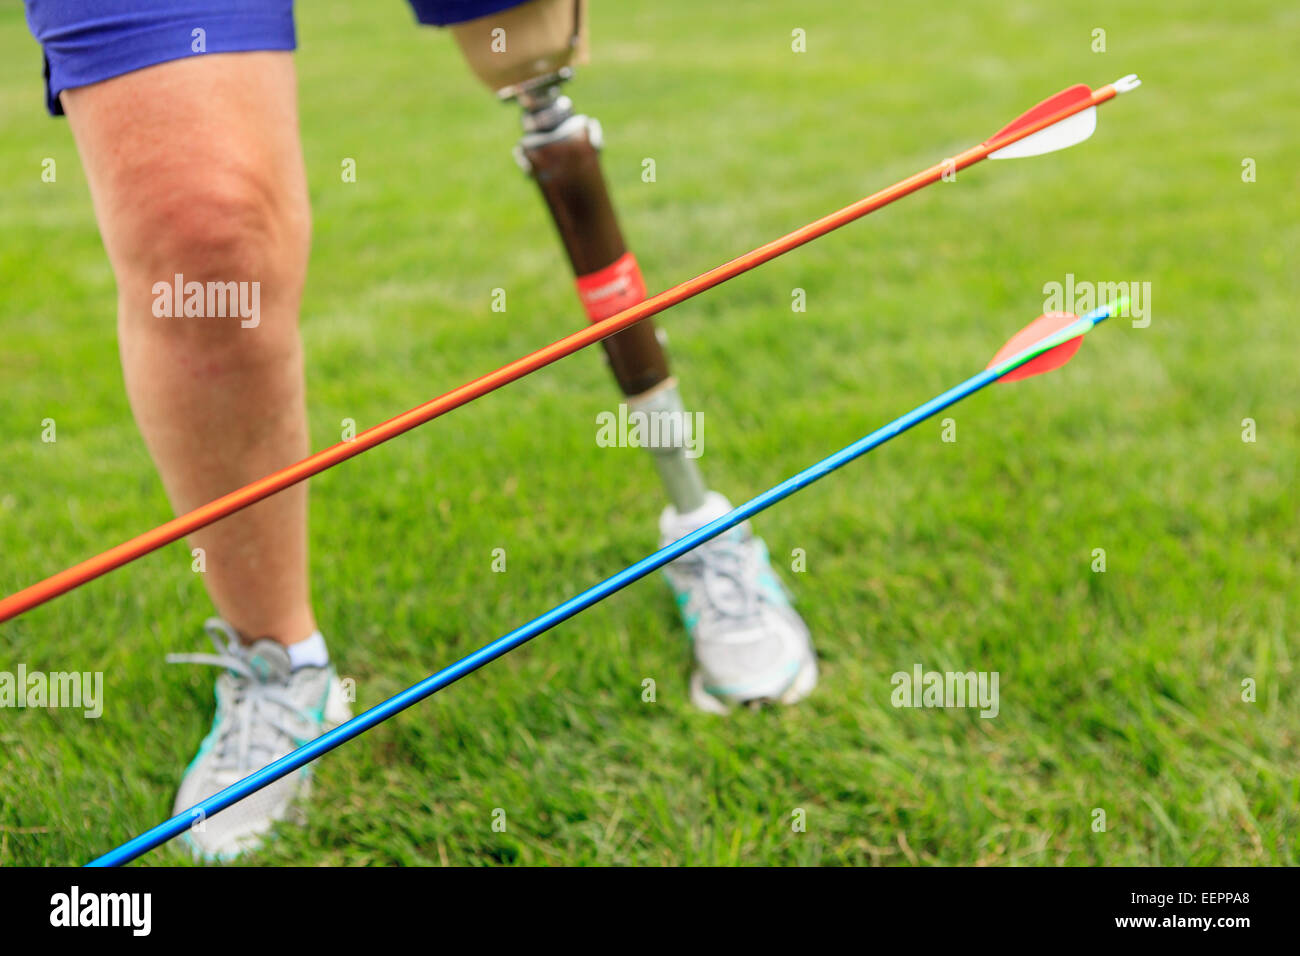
[{"xmin": 23, "ymin": 0, "xmax": 529, "ymax": 116}]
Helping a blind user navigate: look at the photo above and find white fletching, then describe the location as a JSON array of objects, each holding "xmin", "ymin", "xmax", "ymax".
[{"xmin": 989, "ymin": 105, "xmax": 1096, "ymax": 160}]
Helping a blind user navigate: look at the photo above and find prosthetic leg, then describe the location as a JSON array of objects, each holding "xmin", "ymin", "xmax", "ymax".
[
  {"xmin": 449, "ymin": 0, "xmax": 707, "ymax": 514},
  {"xmin": 448, "ymin": 0, "xmax": 817, "ymax": 710}
]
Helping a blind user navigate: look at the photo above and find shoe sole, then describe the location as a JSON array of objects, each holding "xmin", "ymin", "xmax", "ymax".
[{"xmin": 689, "ymin": 649, "xmax": 819, "ymax": 715}]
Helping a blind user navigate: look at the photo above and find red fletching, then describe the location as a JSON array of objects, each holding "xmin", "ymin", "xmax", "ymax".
[
  {"xmin": 988, "ymin": 311, "xmax": 1084, "ymax": 382},
  {"xmin": 987, "ymin": 84, "xmax": 1093, "ymax": 145}
]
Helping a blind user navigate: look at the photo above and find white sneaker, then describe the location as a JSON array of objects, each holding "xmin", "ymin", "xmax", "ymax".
[
  {"xmin": 168, "ymin": 619, "xmax": 351, "ymax": 861},
  {"xmin": 660, "ymin": 492, "xmax": 818, "ymax": 714}
]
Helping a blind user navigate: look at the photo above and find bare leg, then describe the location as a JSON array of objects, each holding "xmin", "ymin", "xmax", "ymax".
[{"xmin": 62, "ymin": 52, "xmax": 315, "ymax": 645}]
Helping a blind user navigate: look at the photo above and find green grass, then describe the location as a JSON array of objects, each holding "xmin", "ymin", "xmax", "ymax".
[{"xmin": 1, "ymin": 0, "xmax": 1296, "ymax": 866}]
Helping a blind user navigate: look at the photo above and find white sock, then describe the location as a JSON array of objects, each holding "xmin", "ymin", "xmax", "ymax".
[{"xmin": 286, "ymin": 631, "xmax": 330, "ymax": 670}]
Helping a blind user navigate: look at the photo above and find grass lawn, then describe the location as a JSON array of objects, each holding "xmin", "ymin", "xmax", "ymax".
[{"xmin": 0, "ymin": 0, "xmax": 1295, "ymax": 865}]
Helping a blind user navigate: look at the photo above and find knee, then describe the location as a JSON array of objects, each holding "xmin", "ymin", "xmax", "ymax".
[{"xmin": 111, "ymin": 163, "xmax": 310, "ymax": 340}]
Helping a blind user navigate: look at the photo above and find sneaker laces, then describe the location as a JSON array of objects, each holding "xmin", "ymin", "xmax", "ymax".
[
  {"xmin": 167, "ymin": 619, "xmax": 313, "ymax": 774},
  {"xmin": 674, "ymin": 530, "xmax": 766, "ymax": 633}
]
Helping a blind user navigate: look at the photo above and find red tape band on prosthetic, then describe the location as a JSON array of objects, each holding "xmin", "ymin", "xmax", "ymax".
[{"xmin": 576, "ymin": 252, "xmax": 647, "ymax": 321}]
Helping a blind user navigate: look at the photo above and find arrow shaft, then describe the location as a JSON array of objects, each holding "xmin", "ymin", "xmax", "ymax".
[
  {"xmin": 1, "ymin": 81, "xmax": 1123, "ymax": 624},
  {"xmin": 87, "ymin": 302, "xmax": 1116, "ymax": 867}
]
